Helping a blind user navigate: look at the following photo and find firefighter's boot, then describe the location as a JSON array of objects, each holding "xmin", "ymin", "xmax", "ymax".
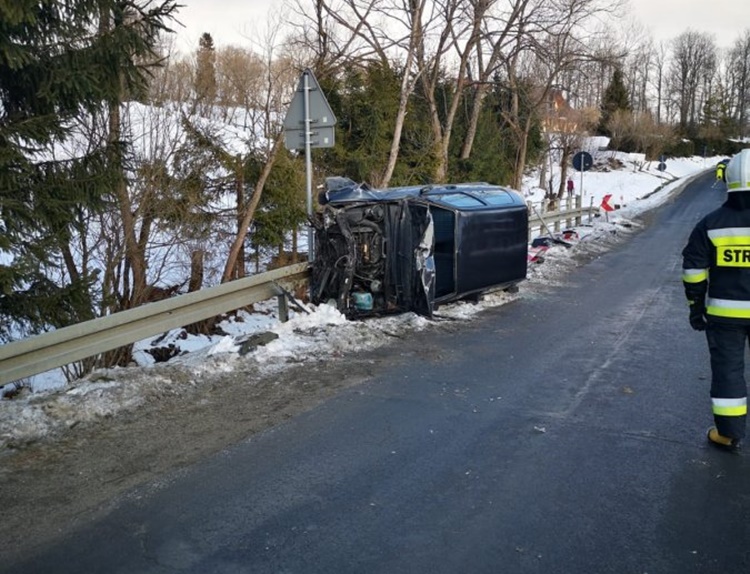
[{"xmin": 707, "ymin": 427, "xmax": 741, "ymax": 453}]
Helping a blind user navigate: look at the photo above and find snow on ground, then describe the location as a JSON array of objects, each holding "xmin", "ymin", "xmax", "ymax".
[{"xmin": 0, "ymin": 153, "xmax": 721, "ymax": 448}]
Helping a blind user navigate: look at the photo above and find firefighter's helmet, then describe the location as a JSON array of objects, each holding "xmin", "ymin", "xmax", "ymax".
[{"xmin": 726, "ymin": 149, "xmax": 750, "ymax": 192}]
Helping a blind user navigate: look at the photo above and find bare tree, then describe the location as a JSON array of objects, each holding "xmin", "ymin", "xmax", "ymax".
[
  {"xmin": 669, "ymin": 30, "xmax": 717, "ymax": 131},
  {"xmin": 542, "ymin": 98, "xmax": 597, "ymax": 199},
  {"xmin": 619, "ymin": 22, "xmax": 654, "ymax": 115},
  {"xmin": 148, "ymin": 36, "xmax": 194, "ymax": 104},
  {"xmin": 457, "ymin": 0, "xmax": 622, "ymax": 189},
  {"xmin": 634, "ymin": 113, "xmax": 675, "ymax": 161},
  {"xmin": 220, "ymin": 14, "xmax": 300, "ymax": 282},
  {"xmin": 557, "ymin": 29, "xmax": 623, "ymax": 113},
  {"xmin": 289, "ymin": 0, "xmax": 436, "ymax": 187},
  {"xmin": 648, "ymin": 41, "xmax": 669, "ymax": 125},
  {"xmin": 409, "ymin": 0, "xmax": 491, "ymax": 182},
  {"xmin": 287, "ymin": 0, "xmax": 387, "ymax": 73},
  {"xmin": 370, "ymin": 0, "xmax": 432, "ymax": 186},
  {"xmin": 727, "ymin": 31, "xmax": 750, "ymax": 138},
  {"xmin": 459, "ymin": 0, "xmax": 526, "ymax": 161},
  {"xmin": 605, "ymin": 108, "xmax": 633, "ymax": 151},
  {"xmin": 502, "ymin": 1, "xmax": 623, "ymax": 188},
  {"xmin": 215, "ymin": 46, "xmax": 265, "ymax": 111}
]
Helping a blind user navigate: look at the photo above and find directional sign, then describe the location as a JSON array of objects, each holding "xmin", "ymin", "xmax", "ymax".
[
  {"xmin": 572, "ymin": 151, "xmax": 593, "ymax": 172},
  {"xmin": 601, "ymin": 194, "xmax": 615, "ymax": 212},
  {"xmin": 283, "ymin": 68, "xmax": 337, "ymax": 150}
]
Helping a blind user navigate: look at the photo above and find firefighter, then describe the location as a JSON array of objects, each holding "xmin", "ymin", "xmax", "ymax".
[
  {"xmin": 716, "ymin": 158, "xmax": 730, "ymax": 182},
  {"xmin": 682, "ymin": 149, "xmax": 750, "ymax": 452}
]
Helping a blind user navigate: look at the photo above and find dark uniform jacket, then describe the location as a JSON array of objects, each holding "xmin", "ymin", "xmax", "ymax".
[{"xmin": 682, "ymin": 194, "xmax": 750, "ymax": 323}]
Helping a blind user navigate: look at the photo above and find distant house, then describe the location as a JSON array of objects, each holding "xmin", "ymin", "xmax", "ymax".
[{"xmin": 545, "ymin": 89, "xmax": 578, "ymax": 133}]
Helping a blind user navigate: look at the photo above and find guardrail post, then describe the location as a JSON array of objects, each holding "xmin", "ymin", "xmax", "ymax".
[
  {"xmin": 277, "ymin": 294, "xmax": 289, "ymax": 323},
  {"xmin": 527, "ymin": 201, "xmax": 533, "ymax": 243},
  {"xmin": 528, "ymin": 194, "xmax": 602, "ymax": 242},
  {"xmin": 553, "ymin": 198, "xmax": 561, "ymax": 233}
]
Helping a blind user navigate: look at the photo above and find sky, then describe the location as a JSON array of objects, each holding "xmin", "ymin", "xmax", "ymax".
[
  {"xmin": 172, "ymin": 0, "xmax": 279, "ymax": 52},
  {"xmin": 172, "ymin": 0, "xmax": 750, "ymax": 53},
  {"xmin": 628, "ymin": 0, "xmax": 750, "ymax": 47},
  {"xmin": 0, "ymin": 151, "xmax": 720, "ymax": 448}
]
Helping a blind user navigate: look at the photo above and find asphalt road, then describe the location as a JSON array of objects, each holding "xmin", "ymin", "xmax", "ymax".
[{"xmin": 6, "ymin": 171, "xmax": 750, "ymax": 574}]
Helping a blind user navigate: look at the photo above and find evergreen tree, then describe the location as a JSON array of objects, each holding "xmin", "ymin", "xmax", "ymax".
[
  {"xmin": 597, "ymin": 68, "xmax": 631, "ymax": 137},
  {"xmin": 701, "ymin": 85, "xmax": 733, "ymax": 139},
  {"xmin": 446, "ymin": 76, "xmax": 543, "ymax": 186},
  {"xmin": 252, "ymin": 151, "xmax": 307, "ymax": 261},
  {"xmin": 195, "ymin": 32, "xmax": 217, "ymax": 105},
  {"xmin": 318, "ymin": 63, "xmax": 437, "ymax": 187},
  {"xmin": 320, "ymin": 64, "xmax": 400, "ymax": 185},
  {"xmin": 0, "ymin": 0, "xmax": 177, "ymax": 340}
]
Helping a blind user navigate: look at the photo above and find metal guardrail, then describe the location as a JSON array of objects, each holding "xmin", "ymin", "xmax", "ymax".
[
  {"xmin": 527, "ymin": 168, "xmax": 712, "ymax": 238},
  {"xmin": 527, "ymin": 196, "xmax": 598, "ymax": 240},
  {"xmin": 0, "ymin": 263, "xmax": 310, "ymax": 386}
]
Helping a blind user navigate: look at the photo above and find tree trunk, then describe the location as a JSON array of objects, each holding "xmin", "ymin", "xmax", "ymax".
[
  {"xmin": 380, "ymin": 85, "xmax": 411, "ymax": 187},
  {"xmin": 512, "ymin": 122, "xmax": 530, "ymax": 191},
  {"xmin": 538, "ymin": 159, "xmax": 547, "ymax": 190},
  {"xmin": 379, "ymin": 35, "xmax": 421, "ymax": 188},
  {"xmin": 188, "ymin": 250, "xmax": 204, "ymax": 292},
  {"xmin": 221, "ymin": 132, "xmax": 284, "ymax": 282},
  {"xmin": 418, "ymin": 69, "xmax": 447, "ymax": 182},
  {"xmin": 292, "ymin": 227, "xmax": 299, "ymax": 263},
  {"xmin": 234, "ymin": 161, "xmax": 246, "ymax": 280},
  {"xmin": 101, "ymin": 7, "xmax": 147, "ymax": 309},
  {"xmin": 111, "ymin": 105, "xmax": 147, "ymax": 308},
  {"xmin": 460, "ymin": 85, "xmax": 490, "ymax": 159}
]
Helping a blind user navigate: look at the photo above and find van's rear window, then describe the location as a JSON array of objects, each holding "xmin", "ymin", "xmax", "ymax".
[
  {"xmin": 430, "ymin": 193, "xmax": 484, "ymax": 208},
  {"xmin": 470, "ymin": 190, "xmax": 516, "ymax": 206}
]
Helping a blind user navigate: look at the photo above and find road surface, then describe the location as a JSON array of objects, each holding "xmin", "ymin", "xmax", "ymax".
[{"xmin": 4, "ymin": 171, "xmax": 750, "ymax": 573}]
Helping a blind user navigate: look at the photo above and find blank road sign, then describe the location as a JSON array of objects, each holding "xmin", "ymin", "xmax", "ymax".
[
  {"xmin": 284, "ymin": 68, "xmax": 337, "ymax": 150},
  {"xmin": 284, "ymin": 126, "xmax": 335, "ymax": 150}
]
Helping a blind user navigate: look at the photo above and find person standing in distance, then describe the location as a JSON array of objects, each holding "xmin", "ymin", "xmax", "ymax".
[
  {"xmin": 682, "ymin": 149, "xmax": 750, "ymax": 452},
  {"xmin": 716, "ymin": 158, "xmax": 729, "ymax": 183}
]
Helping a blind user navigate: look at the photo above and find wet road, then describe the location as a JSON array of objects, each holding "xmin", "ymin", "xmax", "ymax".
[{"xmin": 5, "ymin": 171, "xmax": 750, "ymax": 573}]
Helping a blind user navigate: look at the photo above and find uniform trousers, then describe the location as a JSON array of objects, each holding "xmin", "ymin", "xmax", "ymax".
[{"xmin": 706, "ymin": 321, "xmax": 750, "ymax": 440}]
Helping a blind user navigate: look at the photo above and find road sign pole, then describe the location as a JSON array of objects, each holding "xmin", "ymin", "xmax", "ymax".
[
  {"xmin": 284, "ymin": 68, "xmax": 337, "ymax": 263},
  {"xmin": 573, "ymin": 151, "xmax": 593, "ymax": 197},
  {"xmin": 579, "ymin": 170, "xmax": 584, "ymax": 197},
  {"xmin": 303, "ymin": 71, "xmax": 314, "ymax": 262}
]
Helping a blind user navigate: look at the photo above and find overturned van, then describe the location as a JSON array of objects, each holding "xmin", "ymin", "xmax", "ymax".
[{"xmin": 310, "ymin": 178, "xmax": 528, "ymax": 318}]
